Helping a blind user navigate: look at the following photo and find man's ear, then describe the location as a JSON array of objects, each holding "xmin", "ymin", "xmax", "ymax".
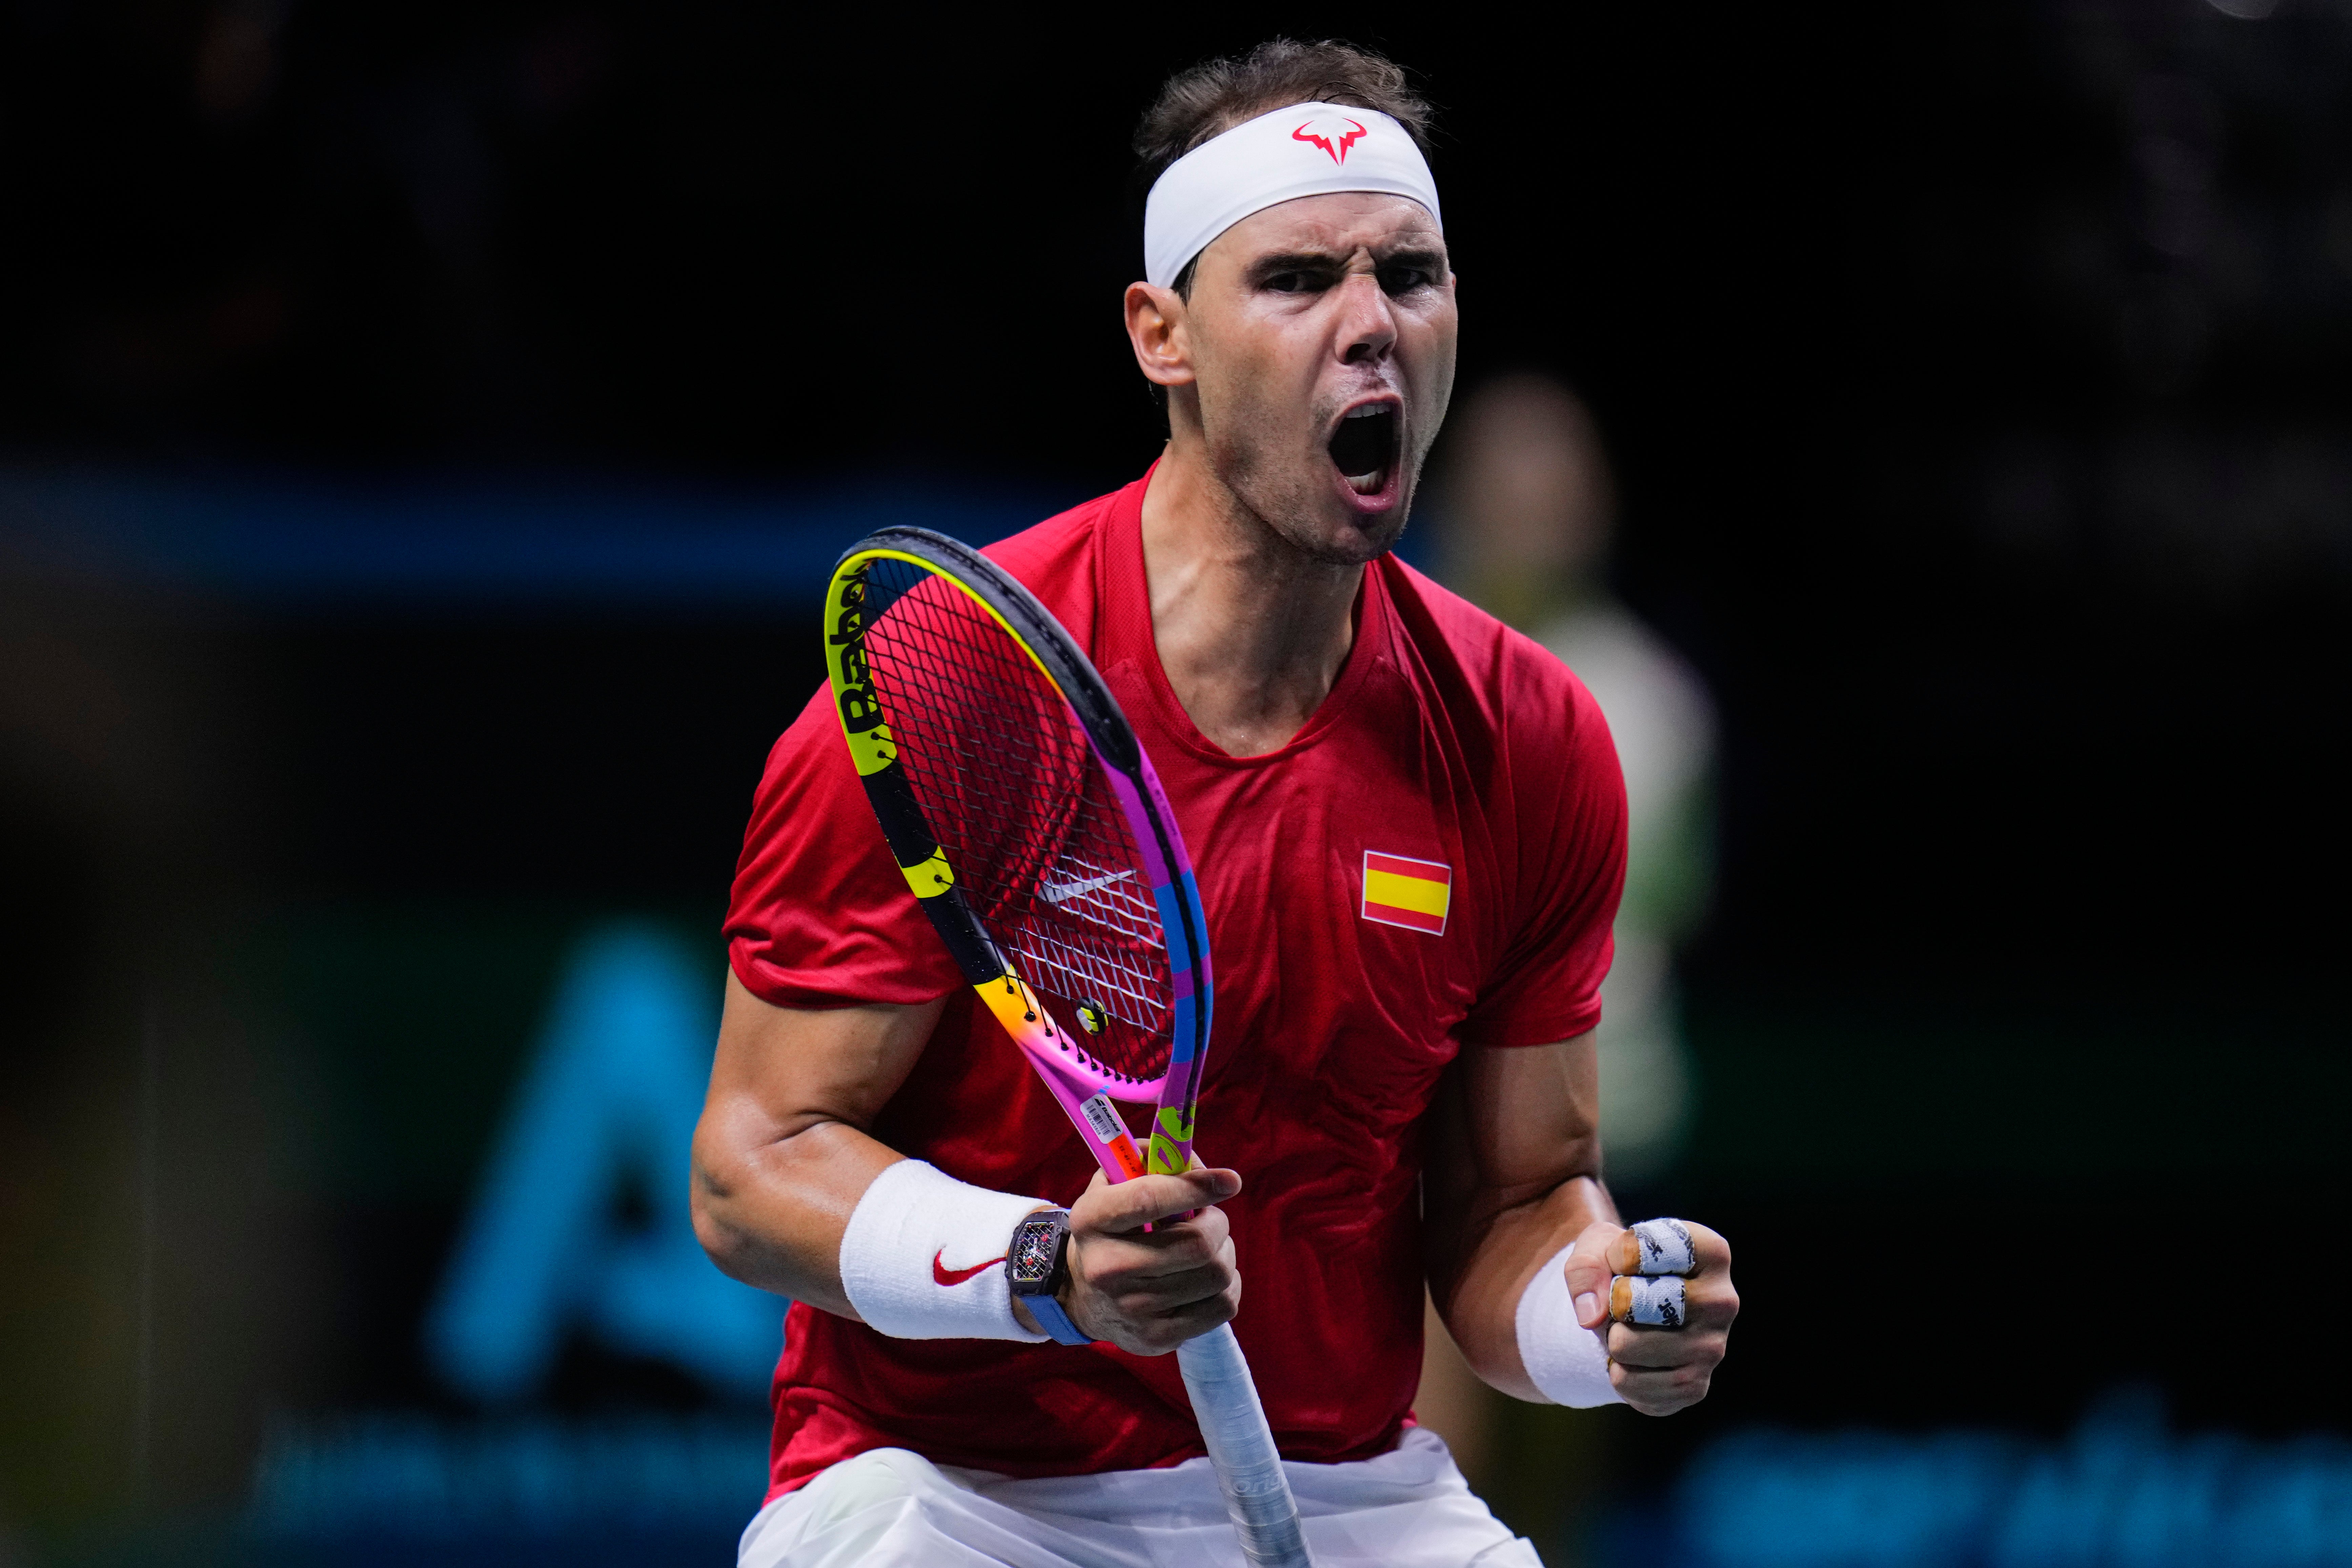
[{"xmin": 1124, "ymin": 282, "xmax": 1194, "ymax": 390}]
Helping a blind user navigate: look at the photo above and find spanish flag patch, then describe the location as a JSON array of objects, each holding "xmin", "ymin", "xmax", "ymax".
[{"xmin": 1361, "ymin": 850, "xmax": 1452, "ymax": 936}]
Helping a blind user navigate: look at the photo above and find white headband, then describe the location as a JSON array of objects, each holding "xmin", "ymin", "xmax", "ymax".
[{"xmin": 1142, "ymin": 101, "xmax": 1443, "ymax": 290}]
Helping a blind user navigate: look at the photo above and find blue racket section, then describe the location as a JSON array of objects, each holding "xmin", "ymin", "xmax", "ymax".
[{"xmin": 1153, "ymin": 874, "xmax": 1210, "ymax": 1067}]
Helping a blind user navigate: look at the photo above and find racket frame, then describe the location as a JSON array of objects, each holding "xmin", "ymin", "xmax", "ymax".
[{"xmin": 823, "ymin": 528, "xmax": 1212, "ymax": 1184}]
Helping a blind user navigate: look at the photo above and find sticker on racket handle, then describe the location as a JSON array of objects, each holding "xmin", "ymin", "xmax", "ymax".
[{"xmin": 1077, "ymin": 1092, "xmax": 1145, "ymax": 1180}]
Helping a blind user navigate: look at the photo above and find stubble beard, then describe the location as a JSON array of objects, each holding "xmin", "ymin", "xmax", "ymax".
[{"xmin": 1198, "ymin": 390, "xmax": 1425, "ymax": 569}]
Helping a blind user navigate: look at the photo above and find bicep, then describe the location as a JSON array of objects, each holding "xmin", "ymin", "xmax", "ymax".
[
  {"xmin": 1425, "ymin": 1033, "xmax": 1602, "ymax": 1229},
  {"xmin": 702, "ymin": 968, "xmax": 943, "ymax": 1141}
]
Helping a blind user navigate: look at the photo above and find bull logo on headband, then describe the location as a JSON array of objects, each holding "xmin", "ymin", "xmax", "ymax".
[{"xmin": 1292, "ymin": 116, "xmax": 1368, "ymax": 164}]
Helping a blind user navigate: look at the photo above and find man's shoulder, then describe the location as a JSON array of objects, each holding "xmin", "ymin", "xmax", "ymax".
[
  {"xmin": 1376, "ymin": 553, "xmax": 1601, "ymax": 728},
  {"xmin": 977, "ymin": 475, "xmax": 1145, "ymax": 620}
]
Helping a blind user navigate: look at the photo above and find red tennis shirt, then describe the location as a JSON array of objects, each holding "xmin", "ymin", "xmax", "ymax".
[{"xmin": 725, "ymin": 469, "xmax": 1627, "ymax": 1498}]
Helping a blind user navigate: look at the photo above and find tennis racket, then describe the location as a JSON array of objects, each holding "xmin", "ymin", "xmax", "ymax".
[{"xmin": 823, "ymin": 526, "xmax": 1312, "ymax": 1568}]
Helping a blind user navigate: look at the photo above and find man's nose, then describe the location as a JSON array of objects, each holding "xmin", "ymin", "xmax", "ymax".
[{"xmin": 1335, "ymin": 272, "xmax": 1398, "ymax": 365}]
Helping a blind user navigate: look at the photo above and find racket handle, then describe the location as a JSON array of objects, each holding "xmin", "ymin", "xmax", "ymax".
[{"xmin": 1177, "ymin": 1324, "xmax": 1314, "ymax": 1567}]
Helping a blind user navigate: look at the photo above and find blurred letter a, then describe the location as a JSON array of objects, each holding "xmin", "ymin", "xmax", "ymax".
[{"xmin": 425, "ymin": 923, "xmax": 779, "ymax": 1405}]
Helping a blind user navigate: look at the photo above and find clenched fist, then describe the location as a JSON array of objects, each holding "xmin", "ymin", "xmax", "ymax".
[{"xmin": 1559, "ymin": 1216, "xmax": 1737, "ymax": 1415}]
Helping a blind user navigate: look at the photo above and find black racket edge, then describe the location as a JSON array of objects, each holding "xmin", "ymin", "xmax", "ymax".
[{"xmin": 838, "ymin": 527, "xmax": 1141, "ymax": 775}]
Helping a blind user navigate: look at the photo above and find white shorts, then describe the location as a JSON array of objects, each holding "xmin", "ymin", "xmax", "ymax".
[{"xmin": 737, "ymin": 1426, "xmax": 1542, "ymax": 1568}]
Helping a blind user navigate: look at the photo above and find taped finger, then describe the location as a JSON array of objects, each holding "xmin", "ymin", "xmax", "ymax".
[
  {"xmin": 1629, "ymin": 1217, "xmax": 1696, "ymax": 1277},
  {"xmin": 1609, "ymin": 1273, "xmax": 1686, "ymax": 1328}
]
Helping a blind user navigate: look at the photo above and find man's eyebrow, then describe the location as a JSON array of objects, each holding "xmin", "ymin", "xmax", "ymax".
[
  {"xmin": 1375, "ymin": 246, "xmax": 1448, "ymax": 274},
  {"xmin": 1240, "ymin": 244, "xmax": 1450, "ymax": 286},
  {"xmin": 1242, "ymin": 250, "xmax": 1346, "ymax": 283}
]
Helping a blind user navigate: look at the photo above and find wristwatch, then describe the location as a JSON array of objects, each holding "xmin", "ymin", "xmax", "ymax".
[{"xmin": 1008, "ymin": 1208, "xmax": 1093, "ymax": 1346}]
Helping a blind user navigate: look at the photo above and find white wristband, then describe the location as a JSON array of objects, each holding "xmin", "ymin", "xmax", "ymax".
[
  {"xmin": 838, "ymin": 1159, "xmax": 1052, "ymax": 1342},
  {"xmin": 1515, "ymin": 1242, "xmax": 1623, "ymax": 1408}
]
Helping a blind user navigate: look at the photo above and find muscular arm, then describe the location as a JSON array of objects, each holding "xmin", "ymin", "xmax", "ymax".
[
  {"xmin": 689, "ymin": 969, "xmax": 941, "ymax": 1318},
  {"xmin": 1422, "ymin": 1033, "xmax": 1617, "ymax": 1401},
  {"xmin": 1423, "ymin": 1033, "xmax": 1736, "ymax": 1414},
  {"xmin": 690, "ymin": 969, "xmax": 1242, "ymax": 1350}
]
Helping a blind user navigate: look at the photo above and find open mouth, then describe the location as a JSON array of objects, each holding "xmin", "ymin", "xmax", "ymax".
[{"xmin": 1327, "ymin": 404, "xmax": 1400, "ymax": 496}]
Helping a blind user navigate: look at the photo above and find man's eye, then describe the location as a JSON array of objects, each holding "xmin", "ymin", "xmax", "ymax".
[
  {"xmin": 1264, "ymin": 270, "xmax": 1321, "ymax": 293},
  {"xmin": 1379, "ymin": 265, "xmax": 1434, "ymax": 295}
]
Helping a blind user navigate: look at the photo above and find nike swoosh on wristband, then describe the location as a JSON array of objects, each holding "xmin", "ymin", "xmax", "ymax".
[
  {"xmin": 1041, "ymin": 869, "xmax": 1136, "ymax": 904},
  {"xmin": 932, "ymin": 1250, "xmax": 1005, "ymax": 1287}
]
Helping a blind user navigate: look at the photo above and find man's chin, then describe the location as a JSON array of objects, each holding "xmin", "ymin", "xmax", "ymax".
[
  {"xmin": 1320, "ymin": 460, "xmax": 1417, "ymax": 558},
  {"xmin": 1214, "ymin": 453, "xmax": 1415, "ymax": 565},
  {"xmin": 1272, "ymin": 497, "xmax": 1411, "ymax": 567}
]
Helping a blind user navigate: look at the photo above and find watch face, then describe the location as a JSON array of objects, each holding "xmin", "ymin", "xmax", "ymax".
[{"xmin": 1009, "ymin": 1216, "xmax": 1060, "ymax": 1289}]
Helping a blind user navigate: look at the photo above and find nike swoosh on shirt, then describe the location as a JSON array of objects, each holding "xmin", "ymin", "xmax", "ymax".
[
  {"xmin": 1040, "ymin": 869, "xmax": 1136, "ymax": 905},
  {"xmin": 932, "ymin": 1250, "xmax": 1005, "ymax": 1287}
]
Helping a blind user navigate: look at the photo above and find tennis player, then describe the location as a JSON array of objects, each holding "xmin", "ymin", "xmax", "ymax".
[{"xmin": 695, "ymin": 39, "xmax": 1738, "ymax": 1568}]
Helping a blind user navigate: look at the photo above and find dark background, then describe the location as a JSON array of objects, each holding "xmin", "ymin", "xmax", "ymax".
[{"xmin": 3, "ymin": 0, "xmax": 2347, "ymax": 1561}]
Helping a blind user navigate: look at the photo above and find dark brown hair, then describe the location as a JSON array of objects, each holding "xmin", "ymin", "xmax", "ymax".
[
  {"xmin": 1134, "ymin": 39, "xmax": 1433, "ymax": 182},
  {"xmin": 1133, "ymin": 39, "xmax": 1435, "ymax": 295}
]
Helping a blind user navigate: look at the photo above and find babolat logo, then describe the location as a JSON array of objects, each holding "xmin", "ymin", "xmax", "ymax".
[{"xmin": 830, "ymin": 572, "xmax": 887, "ymax": 734}]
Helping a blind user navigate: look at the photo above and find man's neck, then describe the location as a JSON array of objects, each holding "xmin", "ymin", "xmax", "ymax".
[{"xmin": 1138, "ymin": 445, "xmax": 1364, "ymax": 758}]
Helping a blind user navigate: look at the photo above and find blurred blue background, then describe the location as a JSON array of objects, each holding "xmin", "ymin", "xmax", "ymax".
[{"xmin": 3, "ymin": 3, "xmax": 2348, "ymax": 1565}]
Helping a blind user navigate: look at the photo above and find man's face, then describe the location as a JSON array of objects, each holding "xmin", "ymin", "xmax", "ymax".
[{"xmin": 1178, "ymin": 192, "xmax": 1457, "ymax": 563}]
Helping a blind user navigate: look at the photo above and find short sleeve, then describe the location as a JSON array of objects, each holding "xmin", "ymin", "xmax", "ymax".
[
  {"xmin": 723, "ymin": 687, "xmax": 962, "ymax": 1008},
  {"xmin": 1457, "ymin": 668, "xmax": 1629, "ymax": 1048}
]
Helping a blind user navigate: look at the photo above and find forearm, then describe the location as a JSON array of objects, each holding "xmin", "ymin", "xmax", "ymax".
[
  {"xmin": 689, "ymin": 980, "xmax": 943, "ymax": 1318},
  {"xmin": 1420, "ymin": 1033, "xmax": 1616, "ymax": 1400},
  {"xmin": 690, "ymin": 978, "xmax": 1243, "ymax": 1353},
  {"xmin": 693, "ymin": 1094, "xmax": 1244, "ymax": 1351},
  {"xmin": 1431, "ymin": 1172, "xmax": 1619, "ymax": 1400},
  {"xmin": 691, "ymin": 1109, "xmax": 903, "ymax": 1316}
]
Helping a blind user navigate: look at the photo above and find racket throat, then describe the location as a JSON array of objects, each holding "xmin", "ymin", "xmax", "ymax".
[{"xmin": 978, "ymin": 974, "xmax": 1147, "ymax": 1182}]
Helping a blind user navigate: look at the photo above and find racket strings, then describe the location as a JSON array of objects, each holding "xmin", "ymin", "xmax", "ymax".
[{"xmin": 860, "ymin": 560, "xmax": 1174, "ymax": 1083}]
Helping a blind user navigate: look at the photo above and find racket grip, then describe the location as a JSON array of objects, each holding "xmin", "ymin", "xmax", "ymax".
[{"xmin": 1177, "ymin": 1324, "xmax": 1314, "ymax": 1567}]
